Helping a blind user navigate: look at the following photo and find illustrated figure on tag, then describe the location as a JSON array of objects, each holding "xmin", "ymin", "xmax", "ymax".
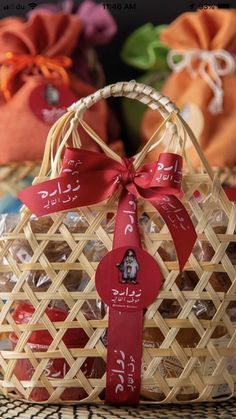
[
  {"xmin": 44, "ymin": 84, "xmax": 60, "ymax": 106},
  {"xmin": 116, "ymin": 249, "xmax": 140, "ymax": 284}
]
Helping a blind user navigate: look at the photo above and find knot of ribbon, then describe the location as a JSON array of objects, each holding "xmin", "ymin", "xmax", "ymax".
[
  {"xmin": 19, "ymin": 147, "xmax": 197, "ymax": 272},
  {"xmin": 120, "ymin": 157, "xmax": 136, "ymax": 186},
  {"xmin": 167, "ymin": 48, "xmax": 236, "ymax": 114},
  {"xmin": 0, "ymin": 52, "xmax": 72, "ymax": 100}
]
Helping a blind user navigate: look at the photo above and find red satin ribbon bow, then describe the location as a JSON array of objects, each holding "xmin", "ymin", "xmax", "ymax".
[{"xmin": 19, "ymin": 147, "xmax": 197, "ymax": 271}]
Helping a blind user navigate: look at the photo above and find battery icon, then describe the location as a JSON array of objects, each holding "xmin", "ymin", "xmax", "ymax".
[{"xmin": 218, "ymin": 3, "xmax": 230, "ymax": 7}]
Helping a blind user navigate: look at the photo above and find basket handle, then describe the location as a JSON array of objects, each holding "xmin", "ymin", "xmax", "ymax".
[
  {"xmin": 39, "ymin": 80, "xmax": 180, "ymax": 179},
  {"xmin": 31, "ymin": 79, "xmax": 232, "ymax": 217},
  {"xmin": 68, "ymin": 80, "xmax": 179, "ymax": 118},
  {"xmin": 39, "ymin": 80, "xmax": 212, "ymax": 186},
  {"xmin": 66, "ymin": 80, "xmax": 221, "ymax": 182}
]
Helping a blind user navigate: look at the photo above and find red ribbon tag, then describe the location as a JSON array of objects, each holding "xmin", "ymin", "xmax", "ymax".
[
  {"xmin": 96, "ymin": 246, "xmax": 161, "ymax": 312},
  {"xmin": 29, "ymin": 83, "xmax": 77, "ymax": 125},
  {"xmin": 95, "ymin": 189, "xmax": 161, "ymax": 404}
]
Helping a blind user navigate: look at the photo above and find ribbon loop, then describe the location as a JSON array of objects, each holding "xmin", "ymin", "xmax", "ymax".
[{"xmin": 120, "ymin": 157, "xmax": 135, "ymax": 186}]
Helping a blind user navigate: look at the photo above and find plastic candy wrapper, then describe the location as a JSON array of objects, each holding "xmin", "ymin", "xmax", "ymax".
[
  {"xmin": 186, "ymin": 210, "xmax": 236, "ymax": 320},
  {"xmin": 0, "ymin": 212, "xmax": 157, "ymax": 295},
  {"xmin": 0, "ymin": 213, "xmax": 85, "ymax": 293},
  {"xmin": 9, "ymin": 302, "xmax": 107, "ymax": 402}
]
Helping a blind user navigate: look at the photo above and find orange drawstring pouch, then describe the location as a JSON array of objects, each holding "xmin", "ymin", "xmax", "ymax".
[
  {"xmin": 0, "ymin": 12, "xmax": 109, "ymax": 164},
  {"xmin": 141, "ymin": 10, "xmax": 236, "ymax": 168}
]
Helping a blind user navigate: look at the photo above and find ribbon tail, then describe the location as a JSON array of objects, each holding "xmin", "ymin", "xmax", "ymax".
[
  {"xmin": 105, "ymin": 189, "xmax": 142, "ymax": 404},
  {"xmin": 151, "ymin": 195, "xmax": 197, "ymax": 271},
  {"xmin": 106, "ymin": 309, "xmax": 143, "ymax": 404},
  {"xmin": 18, "ymin": 170, "xmax": 119, "ymax": 217}
]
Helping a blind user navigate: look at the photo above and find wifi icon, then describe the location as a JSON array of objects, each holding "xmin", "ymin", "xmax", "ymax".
[{"xmin": 28, "ymin": 2, "xmax": 38, "ymax": 9}]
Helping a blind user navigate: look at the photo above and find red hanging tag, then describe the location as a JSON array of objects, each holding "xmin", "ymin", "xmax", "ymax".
[
  {"xmin": 96, "ymin": 246, "xmax": 161, "ymax": 312},
  {"xmin": 29, "ymin": 83, "xmax": 77, "ymax": 125},
  {"xmin": 96, "ymin": 190, "xmax": 161, "ymax": 404}
]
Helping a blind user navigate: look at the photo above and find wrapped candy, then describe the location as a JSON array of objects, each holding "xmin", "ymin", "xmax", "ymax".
[{"xmin": 9, "ymin": 302, "xmax": 106, "ymax": 402}]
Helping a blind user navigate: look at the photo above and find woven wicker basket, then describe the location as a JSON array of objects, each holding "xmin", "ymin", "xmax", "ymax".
[{"xmin": 0, "ymin": 80, "xmax": 235, "ymax": 405}]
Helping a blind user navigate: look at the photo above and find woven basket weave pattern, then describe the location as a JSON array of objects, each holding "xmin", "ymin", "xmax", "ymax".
[
  {"xmin": 0, "ymin": 81, "xmax": 235, "ymax": 404},
  {"xmin": 0, "ymin": 162, "xmax": 40, "ymax": 197}
]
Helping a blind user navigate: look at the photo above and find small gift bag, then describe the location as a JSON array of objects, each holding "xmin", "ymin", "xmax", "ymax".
[
  {"xmin": 142, "ymin": 9, "xmax": 236, "ymax": 168},
  {"xmin": 0, "ymin": 81, "xmax": 235, "ymax": 405},
  {"xmin": 0, "ymin": 10, "xmax": 121, "ymax": 213},
  {"xmin": 28, "ymin": 0, "xmax": 118, "ymax": 89}
]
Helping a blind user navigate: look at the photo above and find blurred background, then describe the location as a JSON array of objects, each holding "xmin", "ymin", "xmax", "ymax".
[
  {"xmin": 1, "ymin": 0, "xmax": 236, "ymax": 82},
  {"xmin": 0, "ymin": 0, "xmax": 236, "ymax": 212}
]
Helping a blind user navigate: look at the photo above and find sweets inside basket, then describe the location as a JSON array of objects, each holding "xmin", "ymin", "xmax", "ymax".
[{"xmin": 0, "ymin": 81, "xmax": 235, "ymax": 405}]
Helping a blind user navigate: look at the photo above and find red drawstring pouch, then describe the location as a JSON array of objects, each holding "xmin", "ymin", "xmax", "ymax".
[{"xmin": 0, "ymin": 11, "xmax": 110, "ymax": 164}]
